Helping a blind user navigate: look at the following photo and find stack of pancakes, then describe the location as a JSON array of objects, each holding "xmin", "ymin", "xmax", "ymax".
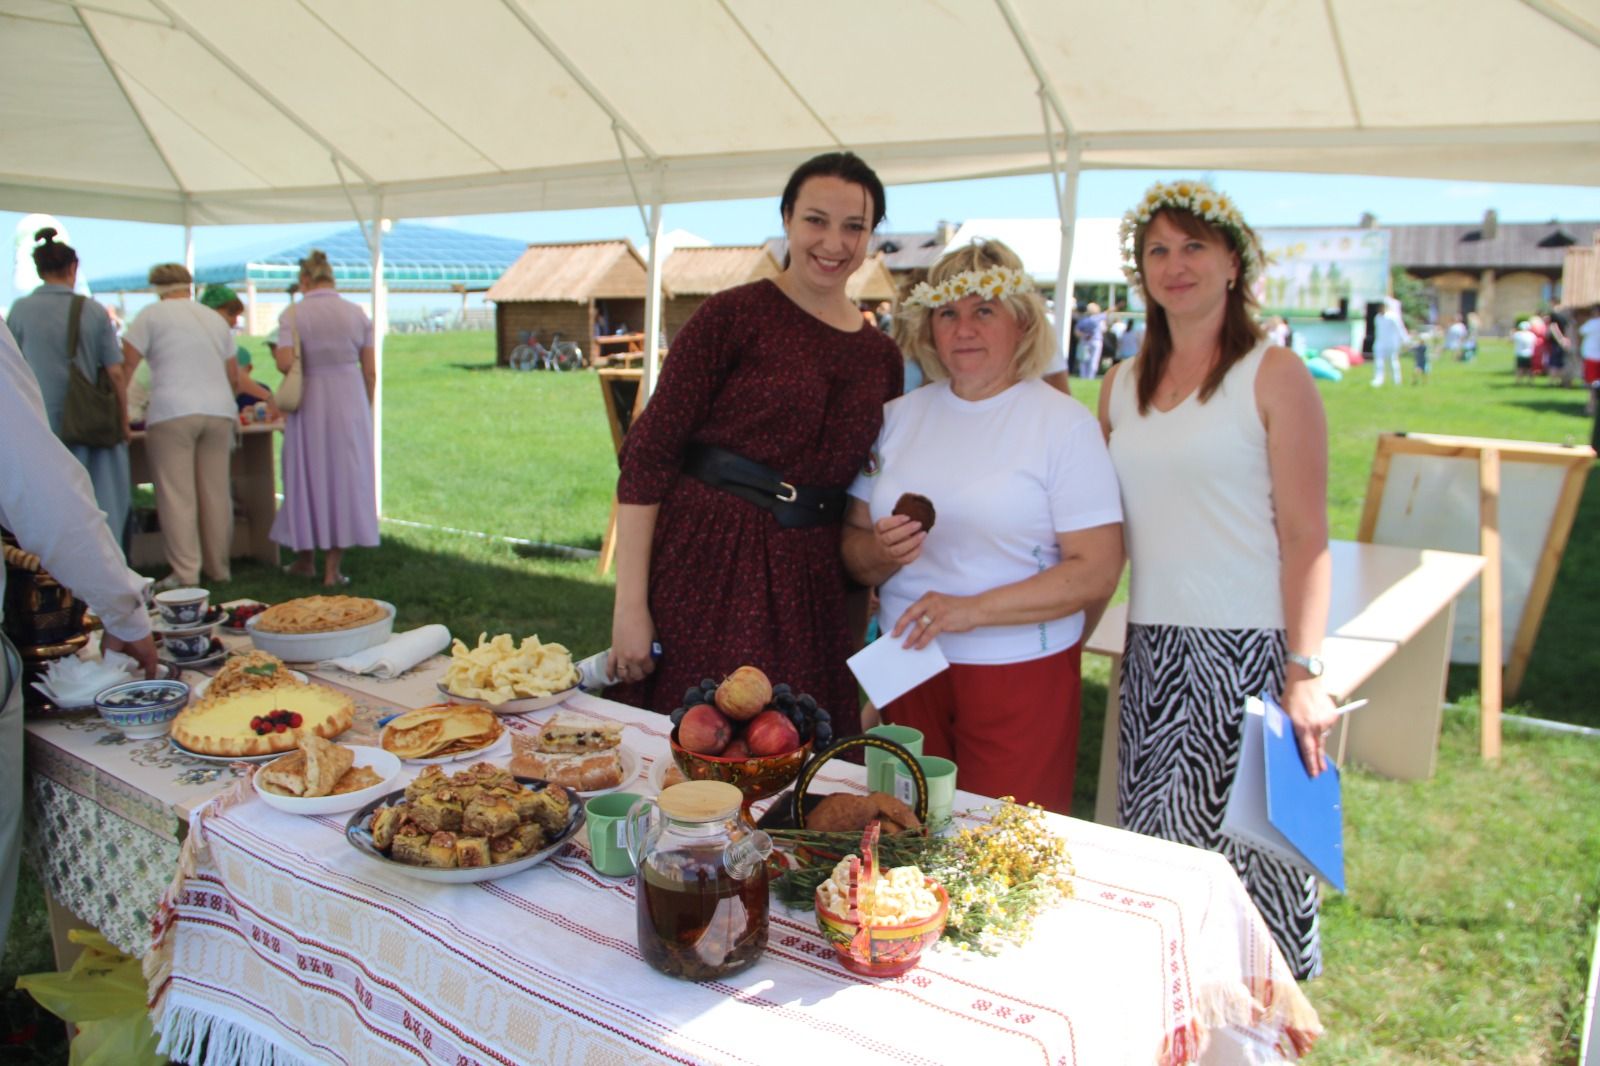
[{"xmin": 380, "ymin": 704, "xmax": 502, "ymax": 760}]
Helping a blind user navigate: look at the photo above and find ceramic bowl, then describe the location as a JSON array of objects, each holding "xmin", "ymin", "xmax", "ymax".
[
  {"xmin": 94, "ymin": 678, "xmax": 190, "ymax": 739},
  {"xmin": 154, "ymin": 587, "xmax": 209, "ymax": 626},
  {"xmin": 814, "ymin": 879, "xmax": 949, "ymax": 977},
  {"xmin": 161, "ymin": 628, "xmax": 216, "ymax": 661},
  {"xmin": 669, "ymin": 731, "xmax": 813, "ymax": 807}
]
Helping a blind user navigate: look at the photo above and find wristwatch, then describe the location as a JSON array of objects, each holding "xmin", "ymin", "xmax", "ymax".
[{"xmin": 1286, "ymin": 651, "xmax": 1325, "ymax": 678}]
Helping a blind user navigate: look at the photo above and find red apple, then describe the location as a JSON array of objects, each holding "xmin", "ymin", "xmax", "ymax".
[
  {"xmin": 721, "ymin": 737, "xmax": 751, "ymax": 760},
  {"xmin": 715, "ymin": 665, "xmax": 772, "ymax": 722},
  {"xmin": 678, "ymin": 703, "xmax": 732, "ymax": 755},
  {"xmin": 744, "ymin": 709, "xmax": 800, "ymax": 757}
]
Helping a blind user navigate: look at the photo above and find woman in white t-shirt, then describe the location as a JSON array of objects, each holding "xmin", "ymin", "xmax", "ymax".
[
  {"xmin": 844, "ymin": 240, "xmax": 1124, "ymax": 814},
  {"xmin": 121, "ymin": 263, "xmax": 239, "ymax": 590}
]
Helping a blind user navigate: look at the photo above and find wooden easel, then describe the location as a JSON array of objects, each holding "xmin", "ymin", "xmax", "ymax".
[
  {"xmin": 1358, "ymin": 432, "xmax": 1594, "ymax": 759},
  {"xmin": 596, "ymin": 368, "xmax": 645, "ymax": 575}
]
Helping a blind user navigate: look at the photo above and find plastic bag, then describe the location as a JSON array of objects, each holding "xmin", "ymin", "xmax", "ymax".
[{"xmin": 15, "ymin": 929, "xmax": 166, "ymax": 1066}]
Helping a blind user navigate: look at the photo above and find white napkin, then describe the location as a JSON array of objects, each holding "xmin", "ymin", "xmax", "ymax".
[
  {"xmin": 33, "ymin": 651, "xmax": 141, "ymax": 706},
  {"xmin": 322, "ymin": 624, "xmax": 450, "ymax": 679}
]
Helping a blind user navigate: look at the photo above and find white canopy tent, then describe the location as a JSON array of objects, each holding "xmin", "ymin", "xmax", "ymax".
[{"xmin": 5, "ymin": 0, "xmax": 1598, "ymax": 505}]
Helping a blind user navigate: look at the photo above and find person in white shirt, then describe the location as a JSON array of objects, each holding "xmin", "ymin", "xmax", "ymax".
[
  {"xmin": 1511, "ymin": 319, "xmax": 1537, "ymax": 384},
  {"xmin": 1370, "ymin": 299, "xmax": 1407, "ymax": 386},
  {"xmin": 1579, "ymin": 305, "xmax": 1600, "ymax": 415},
  {"xmin": 0, "ymin": 313, "xmax": 158, "ymax": 961},
  {"xmin": 843, "ymin": 239, "xmax": 1124, "ymax": 814},
  {"xmin": 1444, "ymin": 315, "xmax": 1468, "ymax": 360},
  {"xmin": 120, "ymin": 263, "xmax": 240, "ymax": 590}
]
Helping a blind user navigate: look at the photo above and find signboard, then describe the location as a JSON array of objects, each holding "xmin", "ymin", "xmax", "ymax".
[{"xmin": 1255, "ymin": 227, "xmax": 1390, "ymax": 315}]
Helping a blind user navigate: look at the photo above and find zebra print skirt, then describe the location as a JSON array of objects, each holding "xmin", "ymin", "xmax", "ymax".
[{"xmin": 1117, "ymin": 623, "xmax": 1322, "ymax": 980}]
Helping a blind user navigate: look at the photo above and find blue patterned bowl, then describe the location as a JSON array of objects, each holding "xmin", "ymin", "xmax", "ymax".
[{"xmin": 94, "ymin": 679, "xmax": 190, "ymax": 739}]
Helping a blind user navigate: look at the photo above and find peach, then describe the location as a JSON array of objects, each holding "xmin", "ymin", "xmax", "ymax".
[
  {"xmin": 677, "ymin": 703, "xmax": 732, "ymax": 755},
  {"xmin": 715, "ymin": 665, "xmax": 773, "ymax": 722},
  {"xmin": 744, "ymin": 709, "xmax": 800, "ymax": 757},
  {"xmin": 721, "ymin": 737, "xmax": 751, "ymax": 760}
]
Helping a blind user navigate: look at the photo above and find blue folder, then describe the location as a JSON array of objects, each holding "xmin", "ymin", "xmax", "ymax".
[{"xmin": 1220, "ymin": 693, "xmax": 1346, "ymax": 892}]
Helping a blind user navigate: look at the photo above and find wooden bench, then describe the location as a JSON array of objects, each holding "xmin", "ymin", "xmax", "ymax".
[{"xmin": 1088, "ymin": 539, "xmax": 1483, "ymax": 826}]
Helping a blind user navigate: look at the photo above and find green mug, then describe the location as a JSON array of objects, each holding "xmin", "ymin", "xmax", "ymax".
[
  {"xmin": 894, "ymin": 756, "xmax": 957, "ymax": 828},
  {"xmin": 865, "ymin": 725, "xmax": 924, "ymax": 794},
  {"xmin": 586, "ymin": 792, "xmax": 646, "ymax": 876}
]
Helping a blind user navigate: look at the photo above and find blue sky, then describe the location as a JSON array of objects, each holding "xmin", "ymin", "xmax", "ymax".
[{"xmin": 5, "ymin": 168, "xmax": 1597, "ymax": 312}]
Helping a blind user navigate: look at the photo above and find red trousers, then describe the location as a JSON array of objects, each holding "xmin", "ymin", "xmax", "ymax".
[{"xmin": 883, "ymin": 644, "xmax": 1082, "ymax": 815}]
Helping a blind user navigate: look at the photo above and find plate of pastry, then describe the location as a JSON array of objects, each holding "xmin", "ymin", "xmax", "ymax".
[
  {"xmin": 254, "ymin": 736, "xmax": 402, "ymax": 816},
  {"xmin": 168, "ymin": 666, "xmax": 355, "ymax": 759},
  {"xmin": 509, "ymin": 711, "xmax": 637, "ymax": 795},
  {"xmin": 435, "ymin": 633, "xmax": 581, "ymax": 714},
  {"xmin": 345, "ymin": 764, "xmax": 584, "ymax": 884},
  {"xmin": 380, "ymin": 703, "xmax": 507, "ymax": 764},
  {"xmin": 245, "ymin": 596, "xmax": 395, "ymax": 661}
]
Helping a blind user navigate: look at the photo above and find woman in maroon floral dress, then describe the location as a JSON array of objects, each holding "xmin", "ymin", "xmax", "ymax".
[{"xmin": 607, "ymin": 153, "xmax": 903, "ymax": 734}]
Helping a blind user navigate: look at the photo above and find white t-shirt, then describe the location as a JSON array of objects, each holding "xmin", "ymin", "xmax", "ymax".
[
  {"xmin": 1579, "ymin": 317, "xmax": 1600, "ymax": 362},
  {"xmin": 1445, "ymin": 322, "xmax": 1467, "ymax": 350},
  {"xmin": 1512, "ymin": 329, "xmax": 1536, "ymax": 358},
  {"xmin": 123, "ymin": 298, "xmax": 236, "ymax": 425},
  {"xmin": 848, "ymin": 378, "xmax": 1123, "ymax": 664}
]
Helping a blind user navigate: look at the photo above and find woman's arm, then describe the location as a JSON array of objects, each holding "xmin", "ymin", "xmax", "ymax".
[
  {"xmin": 120, "ymin": 340, "xmax": 142, "ymax": 379},
  {"xmin": 1097, "ymin": 362, "xmax": 1119, "ymax": 441},
  {"xmin": 1259, "ymin": 346, "xmax": 1338, "ymax": 776},
  {"xmin": 359, "ymin": 344, "xmax": 376, "ymax": 405},
  {"xmin": 608, "ymin": 502, "xmax": 660, "ymax": 683},
  {"xmin": 272, "ymin": 345, "xmax": 295, "ymax": 374},
  {"xmin": 841, "ymin": 497, "xmax": 924, "ymax": 586},
  {"xmin": 892, "ymin": 523, "xmax": 1123, "ymax": 648},
  {"xmin": 106, "ymin": 363, "xmax": 132, "ymax": 440}
]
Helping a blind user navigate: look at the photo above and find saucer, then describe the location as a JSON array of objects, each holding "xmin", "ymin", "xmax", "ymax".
[{"xmin": 159, "ymin": 638, "xmax": 227, "ymax": 670}]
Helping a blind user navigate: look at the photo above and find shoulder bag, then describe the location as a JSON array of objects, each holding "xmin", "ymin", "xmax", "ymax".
[
  {"xmin": 60, "ymin": 294, "xmax": 125, "ymax": 448},
  {"xmin": 276, "ymin": 310, "xmax": 304, "ymax": 413}
]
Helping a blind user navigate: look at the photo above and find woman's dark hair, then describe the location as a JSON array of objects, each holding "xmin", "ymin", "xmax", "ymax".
[
  {"xmin": 1133, "ymin": 208, "xmax": 1263, "ymax": 415},
  {"xmin": 32, "ymin": 227, "xmax": 77, "ymax": 277},
  {"xmin": 779, "ymin": 152, "xmax": 886, "ymax": 229}
]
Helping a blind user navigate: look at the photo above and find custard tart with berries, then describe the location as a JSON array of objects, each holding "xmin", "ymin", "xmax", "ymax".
[{"xmin": 170, "ymin": 681, "xmax": 354, "ymax": 757}]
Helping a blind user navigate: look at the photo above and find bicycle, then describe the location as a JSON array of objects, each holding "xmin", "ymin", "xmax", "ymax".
[{"xmin": 544, "ymin": 331, "xmax": 586, "ymax": 372}]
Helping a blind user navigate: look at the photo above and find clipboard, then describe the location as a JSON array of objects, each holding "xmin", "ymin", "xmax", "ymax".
[{"xmin": 1220, "ymin": 692, "xmax": 1346, "ymax": 892}]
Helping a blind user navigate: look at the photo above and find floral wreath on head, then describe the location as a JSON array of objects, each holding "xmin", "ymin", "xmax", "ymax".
[
  {"xmin": 903, "ymin": 263, "xmax": 1037, "ymax": 310},
  {"xmin": 1118, "ymin": 179, "xmax": 1263, "ymax": 291}
]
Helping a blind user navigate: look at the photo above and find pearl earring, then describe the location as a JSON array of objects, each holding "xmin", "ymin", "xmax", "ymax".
[{"xmin": 1227, "ymin": 277, "xmax": 1236, "ymax": 291}]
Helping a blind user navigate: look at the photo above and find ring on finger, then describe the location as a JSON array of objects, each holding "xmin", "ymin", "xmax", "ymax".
[{"xmin": 920, "ymin": 613, "xmax": 933, "ymax": 626}]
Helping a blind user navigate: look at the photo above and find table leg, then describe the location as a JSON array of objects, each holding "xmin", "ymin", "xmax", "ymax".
[
  {"xmin": 1094, "ymin": 654, "xmax": 1123, "ymax": 827},
  {"xmin": 1343, "ymin": 606, "xmax": 1455, "ymax": 780}
]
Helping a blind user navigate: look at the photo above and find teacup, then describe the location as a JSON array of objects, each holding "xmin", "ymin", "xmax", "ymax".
[
  {"xmin": 865, "ymin": 724, "xmax": 923, "ymax": 794},
  {"xmin": 154, "ymin": 587, "xmax": 209, "ymax": 626},
  {"xmin": 162, "ymin": 631, "xmax": 214, "ymax": 661},
  {"xmin": 587, "ymin": 792, "xmax": 646, "ymax": 876},
  {"xmin": 893, "ymin": 755, "xmax": 958, "ymax": 828}
]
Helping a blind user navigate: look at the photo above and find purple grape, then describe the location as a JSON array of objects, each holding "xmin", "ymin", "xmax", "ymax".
[
  {"xmin": 813, "ymin": 707, "xmax": 830, "ymax": 723},
  {"xmin": 700, "ymin": 678, "xmax": 717, "ymax": 692},
  {"xmin": 684, "ymin": 686, "xmax": 704, "ymax": 708},
  {"xmin": 772, "ymin": 683, "xmax": 793, "ymax": 698},
  {"xmin": 797, "ymin": 694, "xmax": 818, "ymax": 712},
  {"xmin": 670, "ymin": 705, "xmax": 688, "ymax": 725}
]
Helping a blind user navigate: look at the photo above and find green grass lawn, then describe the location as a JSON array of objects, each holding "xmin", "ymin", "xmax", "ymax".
[{"xmin": 7, "ymin": 332, "xmax": 1596, "ymax": 1064}]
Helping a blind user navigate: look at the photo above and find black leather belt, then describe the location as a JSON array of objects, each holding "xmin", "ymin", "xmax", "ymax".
[{"xmin": 682, "ymin": 443, "xmax": 846, "ymax": 529}]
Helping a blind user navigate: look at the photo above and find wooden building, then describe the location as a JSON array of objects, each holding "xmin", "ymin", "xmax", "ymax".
[
  {"xmin": 660, "ymin": 246, "xmax": 781, "ymax": 341},
  {"xmin": 1389, "ymin": 211, "xmax": 1599, "ymax": 332},
  {"xmin": 1559, "ymin": 232, "xmax": 1600, "ymax": 310},
  {"xmin": 485, "ymin": 240, "xmax": 650, "ymax": 366}
]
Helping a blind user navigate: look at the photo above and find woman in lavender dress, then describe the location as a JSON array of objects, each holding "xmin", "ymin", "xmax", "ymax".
[{"xmin": 270, "ymin": 250, "xmax": 379, "ymax": 586}]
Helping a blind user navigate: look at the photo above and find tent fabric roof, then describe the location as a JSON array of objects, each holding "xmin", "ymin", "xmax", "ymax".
[
  {"xmin": 486, "ymin": 240, "xmax": 648, "ymax": 303},
  {"xmin": 87, "ymin": 222, "xmax": 529, "ymax": 292},
  {"xmin": 2, "ymin": 1, "xmax": 1595, "ymax": 228},
  {"xmin": 661, "ymin": 246, "xmax": 780, "ymax": 296},
  {"xmin": 1387, "ymin": 220, "xmax": 1600, "ymax": 271}
]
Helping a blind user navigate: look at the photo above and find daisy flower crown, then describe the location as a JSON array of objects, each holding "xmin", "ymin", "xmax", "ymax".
[
  {"xmin": 903, "ymin": 264, "xmax": 1036, "ymax": 309},
  {"xmin": 1119, "ymin": 179, "xmax": 1263, "ymax": 290}
]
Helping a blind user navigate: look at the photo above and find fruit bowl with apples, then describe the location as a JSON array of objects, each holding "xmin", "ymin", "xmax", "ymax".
[{"xmin": 668, "ymin": 666, "xmax": 831, "ymax": 808}]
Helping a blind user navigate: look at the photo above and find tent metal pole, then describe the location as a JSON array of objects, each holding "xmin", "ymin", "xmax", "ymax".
[
  {"xmin": 1050, "ymin": 136, "xmax": 1082, "ymax": 372},
  {"xmin": 183, "ymin": 204, "xmax": 194, "ymax": 275},
  {"xmin": 641, "ymin": 174, "xmax": 665, "ymax": 400},
  {"xmin": 370, "ymin": 204, "xmax": 387, "ymax": 518}
]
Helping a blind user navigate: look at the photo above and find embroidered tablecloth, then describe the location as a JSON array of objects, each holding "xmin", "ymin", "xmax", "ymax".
[{"xmin": 148, "ymin": 694, "xmax": 1319, "ymax": 1066}]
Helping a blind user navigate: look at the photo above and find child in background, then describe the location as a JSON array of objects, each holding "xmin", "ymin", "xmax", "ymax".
[
  {"xmin": 1408, "ymin": 323, "xmax": 1433, "ymax": 385},
  {"xmin": 1512, "ymin": 319, "xmax": 1537, "ymax": 384}
]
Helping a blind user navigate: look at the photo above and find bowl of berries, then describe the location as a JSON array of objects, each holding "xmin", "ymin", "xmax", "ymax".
[
  {"xmin": 668, "ymin": 666, "xmax": 833, "ymax": 808},
  {"xmin": 94, "ymin": 678, "xmax": 190, "ymax": 739}
]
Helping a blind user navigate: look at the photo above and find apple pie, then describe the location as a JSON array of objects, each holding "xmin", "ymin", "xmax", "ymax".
[{"xmin": 253, "ymin": 595, "xmax": 387, "ymax": 634}]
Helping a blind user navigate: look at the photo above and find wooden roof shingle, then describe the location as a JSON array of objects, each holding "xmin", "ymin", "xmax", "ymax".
[
  {"xmin": 487, "ymin": 239, "xmax": 649, "ymax": 303},
  {"xmin": 661, "ymin": 246, "xmax": 781, "ymax": 296},
  {"xmin": 1389, "ymin": 220, "xmax": 1600, "ymax": 272}
]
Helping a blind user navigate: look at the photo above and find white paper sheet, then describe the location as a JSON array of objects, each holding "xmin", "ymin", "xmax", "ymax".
[{"xmin": 846, "ymin": 634, "xmax": 949, "ymax": 708}]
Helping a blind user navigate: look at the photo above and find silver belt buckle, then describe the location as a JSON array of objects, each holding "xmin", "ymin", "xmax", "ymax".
[{"xmin": 775, "ymin": 481, "xmax": 798, "ymax": 503}]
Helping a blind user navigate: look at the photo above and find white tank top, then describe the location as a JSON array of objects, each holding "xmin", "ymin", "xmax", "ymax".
[{"xmin": 1106, "ymin": 340, "xmax": 1284, "ymax": 629}]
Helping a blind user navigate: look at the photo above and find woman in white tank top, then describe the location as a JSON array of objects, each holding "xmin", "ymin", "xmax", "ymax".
[{"xmin": 1097, "ymin": 180, "xmax": 1337, "ymax": 980}]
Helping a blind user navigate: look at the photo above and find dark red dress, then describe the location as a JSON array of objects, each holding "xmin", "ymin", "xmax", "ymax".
[{"xmin": 613, "ymin": 280, "xmax": 903, "ymax": 734}]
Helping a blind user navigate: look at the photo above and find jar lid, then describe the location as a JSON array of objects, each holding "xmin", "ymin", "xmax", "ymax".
[{"xmin": 658, "ymin": 780, "xmax": 742, "ymax": 822}]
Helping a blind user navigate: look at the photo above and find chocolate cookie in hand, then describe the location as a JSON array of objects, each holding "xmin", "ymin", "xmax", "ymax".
[{"xmin": 893, "ymin": 493, "xmax": 936, "ymax": 533}]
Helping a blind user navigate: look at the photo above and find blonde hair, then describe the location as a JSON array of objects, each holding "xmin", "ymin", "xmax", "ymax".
[
  {"xmin": 299, "ymin": 249, "xmax": 336, "ymax": 287},
  {"xmin": 895, "ymin": 239, "xmax": 1054, "ymax": 384},
  {"xmin": 147, "ymin": 262, "xmax": 192, "ymax": 296}
]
